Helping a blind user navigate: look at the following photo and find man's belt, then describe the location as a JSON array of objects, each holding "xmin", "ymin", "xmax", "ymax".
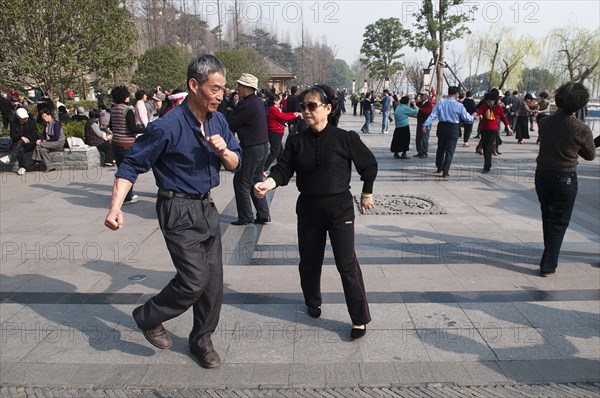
[{"xmin": 157, "ymin": 188, "xmax": 210, "ymax": 201}]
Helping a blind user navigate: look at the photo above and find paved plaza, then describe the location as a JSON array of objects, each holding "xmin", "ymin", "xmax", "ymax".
[{"xmin": 1, "ymin": 111, "xmax": 599, "ymax": 397}]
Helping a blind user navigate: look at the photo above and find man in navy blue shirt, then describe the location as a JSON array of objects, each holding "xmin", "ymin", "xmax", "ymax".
[
  {"xmin": 104, "ymin": 54, "xmax": 241, "ymax": 368},
  {"xmin": 228, "ymin": 73, "xmax": 271, "ymax": 225}
]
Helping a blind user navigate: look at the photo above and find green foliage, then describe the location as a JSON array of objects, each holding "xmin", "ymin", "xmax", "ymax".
[
  {"xmin": 216, "ymin": 49, "xmax": 269, "ymax": 89},
  {"xmin": 360, "ymin": 18, "xmax": 411, "ymax": 80},
  {"xmin": 411, "ymin": 0, "xmax": 475, "ymax": 54},
  {"xmin": 133, "ymin": 45, "xmax": 193, "ymax": 90},
  {"xmin": 325, "ymin": 60, "xmax": 353, "ymax": 90},
  {"xmin": 61, "ymin": 120, "xmax": 86, "ymax": 138},
  {"xmin": 0, "ymin": 0, "xmax": 138, "ymax": 100},
  {"xmin": 463, "ymin": 71, "xmax": 502, "ymax": 93},
  {"xmin": 518, "ymin": 68, "xmax": 557, "ymax": 93}
]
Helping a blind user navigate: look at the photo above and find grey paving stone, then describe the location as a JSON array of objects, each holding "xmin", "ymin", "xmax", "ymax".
[
  {"xmin": 214, "ymin": 364, "xmax": 256, "ymax": 388},
  {"xmin": 292, "ymin": 331, "xmax": 361, "ymax": 364},
  {"xmin": 483, "ymin": 327, "xmax": 564, "ymax": 361},
  {"xmin": 405, "ymin": 303, "xmax": 472, "ymax": 330},
  {"xmin": 366, "ymin": 304, "xmax": 414, "ymax": 330},
  {"xmin": 355, "ymin": 330, "xmax": 430, "ymax": 363},
  {"xmin": 394, "ymin": 362, "xmax": 435, "ymax": 385},
  {"xmin": 496, "ymin": 360, "xmax": 547, "ymax": 383},
  {"xmin": 459, "ymin": 302, "xmax": 533, "ymax": 330},
  {"xmin": 540, "ymin": 329, "xmax": 600, "ymax": 359},
  {"xmin": 224, "ymin": 331, "xmax": 294, "ymax": 364},
  {"xmin": 325, "ymin": 363, "xmax": 361, "ymax": 388},
  {"xmin": 461, "ymin": 361, "xmax": 509, "ymax": 384},
  {"xmin": 251, "ymin": 364, "xmax": 290, "ymax": 387},
  {"xmin": 417, "ymin": 328, "xmax": 497, "ymax": 362},
  {"xmin": 289, "ymin": 364, "xmax": 326, "ymax": 388},
  {"xmin": 358, "ymin": 363, "xmax": 397, "ymax": 386},
  {"xmin": 425, "ymin": 362, "xmax": 472, "ymax": 385},
  {"xmin": 67, "ymin": 364, "xmax": 149, "ymax": 388},
  {"xmin": 530, "ymin": 359, "xmax": 600, "ymax": 383},
  {"xmin": 0, "ymin": 329, "xmax": 45, "ymax": 362},
  {"xmin": 1, "ymin": 362, "xmax": 81, "ymax": 386},
  {"xmin": 139, "ymin": 364, "xmax": 221, "ymax": 388},
  {"xmin": 18, "ymin": 322, "xmax": 157, "ymax": 365}
]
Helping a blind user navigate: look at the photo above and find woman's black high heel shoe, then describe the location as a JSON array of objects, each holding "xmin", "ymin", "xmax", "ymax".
[{"xmin": 351, "ymin": 325, "xmax": 366, "ymax": 339}]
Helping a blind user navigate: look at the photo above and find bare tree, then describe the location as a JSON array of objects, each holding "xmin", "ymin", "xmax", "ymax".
[
  {"xmin": 404, "ymin": 58, "xmax": 426, "ymax": 94},
  {"xmin": 548, "ymin": 27, "xmax": 600, "ymax": 84},
  {"xmin": 466, "ymin": 31, "xmax": 488, "ymax": 91}
]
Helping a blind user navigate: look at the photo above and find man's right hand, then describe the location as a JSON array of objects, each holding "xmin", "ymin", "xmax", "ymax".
[
  {"xmin": 21, "ymin": 137, "xmax": 30, "ymax": 144},
  {"xmin": 105, "ymin": 208, "xmax": 124, "ymax": 230}
]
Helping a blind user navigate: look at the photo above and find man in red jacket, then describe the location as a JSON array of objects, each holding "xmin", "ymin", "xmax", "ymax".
[
  {"xmin": 415, "ymin": 92, "xmax": 433, "ymax": 158},
  {"xmin": 264, "ymin": 93, "xmax": 302, "ymax": 172},
  {"xmin": 475, "ymin": 89, "xmax": 513, "ymax": 173}
]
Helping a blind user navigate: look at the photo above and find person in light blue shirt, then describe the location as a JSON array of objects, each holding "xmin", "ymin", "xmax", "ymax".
[
  {"xmin": 423, "ymin": 86, "xmax": 476, "ymax": 178},
  {"xmin": 380, "ymin": 89, "xmax": 392, "ymax": 134},
  {"xmin": 390, "ymin": 96, "xmax": 418, "ymax": 159}
]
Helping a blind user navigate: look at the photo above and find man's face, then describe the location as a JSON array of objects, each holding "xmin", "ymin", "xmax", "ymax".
[
  {"xmin": 18, "ymin": 116, "xmax": 28, "ymax": 125},
  {"xmin": 237, "ymin": 84, "xmax": 252, "ymax": 97},
  {"xmin": 189, "ymin": 72, "xmax": 226, "ymax": 114}
]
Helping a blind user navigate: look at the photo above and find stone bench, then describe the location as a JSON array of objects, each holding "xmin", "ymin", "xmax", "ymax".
[
  {"xmin": 0, "ymin": 137, "xmax": 101, "ymax": 171},
  {"xmin": 49, "ymin": 147, "xmax": 100, "ymax": 170}
]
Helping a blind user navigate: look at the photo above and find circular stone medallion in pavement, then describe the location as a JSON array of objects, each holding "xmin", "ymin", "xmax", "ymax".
[{"xmin": 354, "ymin": 193, "xmax": 448, "ymax": 215}]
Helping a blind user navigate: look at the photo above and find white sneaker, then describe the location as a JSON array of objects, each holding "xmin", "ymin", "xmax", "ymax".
[
  {"xmin": 123, "ymin": 194, "xmax": 139, "ymax": 205},
  {"xmin": 16, "ymin": 167, "xmax": 25, "ymax": 175},
  {"xmin": 0, "ymin": 155, "xmax": 11, "ymax": 164}
]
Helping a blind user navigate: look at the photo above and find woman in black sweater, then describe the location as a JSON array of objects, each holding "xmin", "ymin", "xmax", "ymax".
[
  {"xmin": 254, "ymin": 84, "xmax": 378, "ymax": 339},
  {"xmin": 535, "ymin": 82, "xmax": 596, "ymax": 277}
]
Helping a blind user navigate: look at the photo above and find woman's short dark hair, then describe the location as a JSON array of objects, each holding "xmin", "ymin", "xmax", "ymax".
[
  {"xmin": 58, "ymin": 105, "xmax": 67, "ymax": 114},
  {"xmin": 299, "ymin": 84, "xmax": 341, "ymax": 127},
  {"xmin": 488, "ymin": 88, "xmax": 500, "ymax": 102},
  {"xmin": 524, "ymin": 93, "xmax": 533, "ymax": 100},
  {"xmin": 187, "ymin": 54, "xmax": 226, "ymax": 89},
  {"xmin": 111, "ymin": 86, "xmax": 130, "ymax": 104},
  {"xmin": 135, "ymin": 90, "xmax": 146, "ymax": 101},
  {"xmin": 267, "ymin": 93, "xmax": 280, "ymax": 106},
  {"xmin": 555, "ymin": 83, "xmax": 589, "ymax": 113},
  {"xmin": 400, "ymin": 96, "xmax": 410, "ymax": 105},
  {"xmin": 40, "ymin": 108, "xmax": 53, "ymax": 116}
]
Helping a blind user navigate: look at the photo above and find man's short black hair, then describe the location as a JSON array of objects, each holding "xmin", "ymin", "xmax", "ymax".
[{"xmin": 448, "ymin": 86, "xmax": 460, "ymax": 96}]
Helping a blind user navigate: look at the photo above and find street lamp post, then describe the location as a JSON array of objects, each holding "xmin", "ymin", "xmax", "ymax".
[{"xmin": 422, "ymin": 68, "xmax": 432, "ymax": 93}]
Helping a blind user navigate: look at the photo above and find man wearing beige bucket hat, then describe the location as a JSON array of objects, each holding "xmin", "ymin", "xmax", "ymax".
[{"xmin": 228, "ymin": 73, "xmax": 271, "ymax": 225}]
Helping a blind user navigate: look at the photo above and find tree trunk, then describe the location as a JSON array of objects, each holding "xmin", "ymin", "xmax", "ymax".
[
  {"xmin": 436, "ymin": 4, "xmax": 445, "ymax": 101},
  {"xmin": 488, "ymin": 41, "xmax": 500, "ymax": 90}
]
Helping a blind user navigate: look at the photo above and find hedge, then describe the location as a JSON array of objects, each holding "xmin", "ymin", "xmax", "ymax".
[{"xmin": 0, "ymin": 120, "xmax": 86, "ymax": 139}]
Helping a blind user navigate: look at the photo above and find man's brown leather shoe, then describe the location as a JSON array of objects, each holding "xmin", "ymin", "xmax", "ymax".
[
  {"xmin": 141, "ymin": 324, "xmax": 172, "ymax": 349},
  {"xmin": 189, "ymin": 338, "xmax": 221, "ymax": 368}
]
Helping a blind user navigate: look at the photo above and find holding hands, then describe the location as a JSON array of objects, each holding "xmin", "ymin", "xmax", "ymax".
[{"xmin": 360, "ymin": 193, "xmax": 375, "ymax": 214}]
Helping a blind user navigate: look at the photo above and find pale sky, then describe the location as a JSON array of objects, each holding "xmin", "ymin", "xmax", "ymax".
[{"xmin": 203, "ymin": 0, "xmax": 600, "ymax": 67}]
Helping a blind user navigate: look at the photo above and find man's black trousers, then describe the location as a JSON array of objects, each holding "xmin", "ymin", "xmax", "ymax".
[{"xmin": 133, "ymin": 195, "xmax": 223, "ymax": 347}]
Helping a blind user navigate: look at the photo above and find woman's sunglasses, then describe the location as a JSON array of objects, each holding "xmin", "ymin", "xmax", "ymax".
[{"xmin": 300, "ymin": 102, "xmax": 326, "ymax": 111}]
